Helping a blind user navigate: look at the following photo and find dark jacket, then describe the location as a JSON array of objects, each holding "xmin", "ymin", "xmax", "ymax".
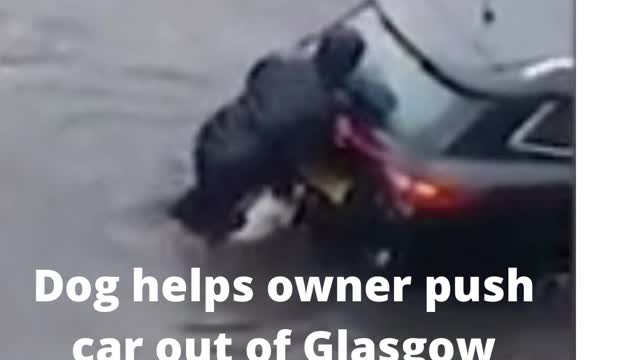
[
  {"xmin": 197, "ymin": 27, "xmax": 365, "ymax": 185},
  {"xmin": 173, "ymin": 27, "xmax": 366, "ymax": 233}
]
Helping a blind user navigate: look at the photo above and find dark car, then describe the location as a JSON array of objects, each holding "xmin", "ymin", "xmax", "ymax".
[{"xmin": 300, "ymin": 1, "xmax": 574, "ymax": 276}]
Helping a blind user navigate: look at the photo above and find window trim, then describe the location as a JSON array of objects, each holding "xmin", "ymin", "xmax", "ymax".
[{"xmin": 508, "ymin": 100, "xmax": 574, "ymax": 158}]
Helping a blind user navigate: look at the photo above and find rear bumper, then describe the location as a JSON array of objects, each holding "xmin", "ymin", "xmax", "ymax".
[{"xmin": 347, "ymin": 201, "xmax": 571, "ymax": 276}]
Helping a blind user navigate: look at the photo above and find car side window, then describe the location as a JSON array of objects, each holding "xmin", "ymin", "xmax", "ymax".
[
  {"xmin": 446, "ymin": 96, "xmax": 574, "ymax": 162},
  {"xmin": 446, "ymin": 97, "xmax": 544, "ymax": 159},
  {"xmin": 508, "ymin": 99, "xmax": 574, "ymax": 159}
]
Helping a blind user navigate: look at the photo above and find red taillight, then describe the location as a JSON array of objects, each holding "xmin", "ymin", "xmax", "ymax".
[
  {"xmin": 405, "ymin": 180, "xmax": 461, "ymax": 210},
  {"xmin": 384, "ymin": 167, "xmax": 468, "ymax": 214},
  {"xmin": 333, "ymin": 116, "xmax": 472, "ymax": 215},
  {"xmin": 385, "ymin": 168, "xmax": 412, "ymax": 192}
]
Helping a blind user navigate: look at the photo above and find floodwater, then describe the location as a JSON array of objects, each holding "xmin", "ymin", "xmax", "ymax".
[{"xmin": 0, "ymin": 1, "xmax": 572, "ymax": 359}]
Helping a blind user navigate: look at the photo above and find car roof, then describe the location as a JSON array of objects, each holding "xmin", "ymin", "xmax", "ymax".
[
  {"xmin": 372, "ymin": 0, "xmax": 574, "ymax": 96},
  {"xmin": 375, "ymin": 0, "xmax": 574, "ymax": 67}
]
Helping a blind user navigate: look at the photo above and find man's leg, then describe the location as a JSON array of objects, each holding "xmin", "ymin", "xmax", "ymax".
[{"xmin": 171, "ymin": 180, "xmax": 246, "ymax": 239}]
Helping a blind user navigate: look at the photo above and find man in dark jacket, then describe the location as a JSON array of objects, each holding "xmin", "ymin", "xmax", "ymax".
[{"xmin": 171, "ymin": 27, "xmax": 366, "ymax": 236}]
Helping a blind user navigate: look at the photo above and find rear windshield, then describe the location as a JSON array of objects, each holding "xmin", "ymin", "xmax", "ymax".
[{"xmin": 342, "ymin": 7, "xmax": 492, "ymax": 154}]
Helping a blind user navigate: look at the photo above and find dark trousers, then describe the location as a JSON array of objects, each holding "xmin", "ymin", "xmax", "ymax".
[{"xmin": 171, "ymin": 151, "xmax": 299, "ymax": 237}]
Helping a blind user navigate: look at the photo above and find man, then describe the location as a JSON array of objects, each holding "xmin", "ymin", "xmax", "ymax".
[{"xmin": 171, "ymin": 27, "xmax": 366, "ymax": 237}]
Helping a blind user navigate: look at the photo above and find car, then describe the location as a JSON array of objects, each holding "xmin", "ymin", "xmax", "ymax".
[{"xmin": 298, "ymin": 0, "xmax": 574, "ymax": 276}]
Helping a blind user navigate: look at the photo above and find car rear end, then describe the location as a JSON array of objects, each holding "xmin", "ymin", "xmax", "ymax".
[
  {"xmin": 305, "ymin": 1, "xmax": 574, "ymax": 274},
  {"xmin": 336, "ymin": 113, "xmax": 573, "ymax": 275}
]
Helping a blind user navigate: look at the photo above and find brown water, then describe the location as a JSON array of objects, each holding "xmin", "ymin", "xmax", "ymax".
[{"xmin": 0, "ymin": 1, "xmax": 572, "ymax": 359}]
